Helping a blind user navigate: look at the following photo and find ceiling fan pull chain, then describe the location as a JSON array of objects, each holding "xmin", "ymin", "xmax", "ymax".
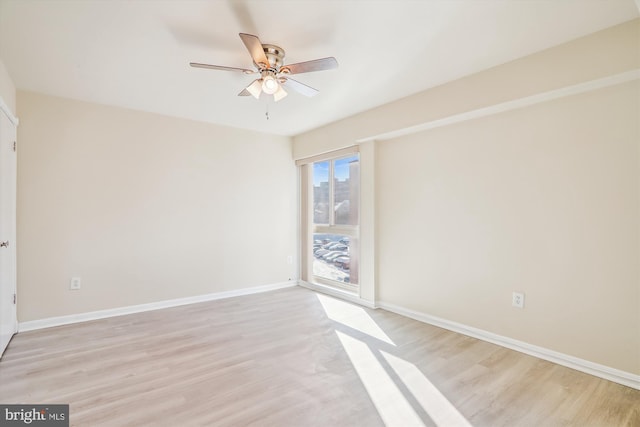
[{"xmin": 265, "ymin": 103, "xmax": 269, "ymax": 120}]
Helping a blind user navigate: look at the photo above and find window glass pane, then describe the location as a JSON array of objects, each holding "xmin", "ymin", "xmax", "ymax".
[
  {"xmin": 313, "ymin": 161, "xmax": 330, "ymax": 224},
  {"xmin": 313, "ymin": 233, "xmax": 356, "ymax": 284},
  {"xmin": 334, "ymin": 155, "xmax": 359, "ymax": 225}
]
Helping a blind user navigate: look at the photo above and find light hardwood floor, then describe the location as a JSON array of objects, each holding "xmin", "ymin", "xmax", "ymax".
[{"xmin": 0, "ymin": 286, "xmax": 638, "ymax": 426}]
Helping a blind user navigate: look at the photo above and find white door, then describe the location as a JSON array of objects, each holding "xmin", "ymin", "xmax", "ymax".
[{"xmin": 0, "ymin": 105, "xmax": 17, "ymax": 357}]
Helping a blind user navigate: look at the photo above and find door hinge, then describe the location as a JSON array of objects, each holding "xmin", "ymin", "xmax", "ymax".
[
  {"xmin": 13, "ymin": 141, "xmax": 16, "ymax": 152},
  {"xmin": 13, "ymin": 294, "xmax": 16, "ymax": 304}
]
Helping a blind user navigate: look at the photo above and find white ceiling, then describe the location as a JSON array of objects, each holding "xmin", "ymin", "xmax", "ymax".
[{"xmin": 0, "ymin": 0, "xmax": 638, "ymax": 136}]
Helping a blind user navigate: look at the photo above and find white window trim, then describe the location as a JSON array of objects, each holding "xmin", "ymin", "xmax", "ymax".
[
  {"xmin": 295, "ymin": 146, "xmax": 358, "ymax": 167},
  {"xmin": 299, "ymin": 145, "xmax": 375, "ymax": 300}
]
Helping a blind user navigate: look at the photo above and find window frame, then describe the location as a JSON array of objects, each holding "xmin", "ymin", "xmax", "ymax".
[{"xmin": 299, "ymin": 148, "xmax": 360, "ymax": 293}]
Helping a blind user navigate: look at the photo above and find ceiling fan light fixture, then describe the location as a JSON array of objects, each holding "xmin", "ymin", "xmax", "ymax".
[
  {"xmin": 246, "ymin": 79, "xmax": 262, "ymax": 99},
  {"xmin": 273, "ymin": 85, "xmax": 288, "ymax": 102},
  {"xmin": 262, "ymin": 75, "xmax": 279, "ymax": 95}
]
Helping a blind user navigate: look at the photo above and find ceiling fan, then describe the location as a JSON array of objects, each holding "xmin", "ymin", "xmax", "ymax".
[{"xmin": 190, "ymin": 33, "xmax": 338, "ymax": 102}]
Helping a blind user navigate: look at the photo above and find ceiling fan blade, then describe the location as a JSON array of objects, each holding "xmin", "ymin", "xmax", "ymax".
[
  {"xmin": 238, "ymin": 88, "xmax": 251, "ymax": 96},
  {"xmin": 281, "ymin": 57, "xmax": 338, "ymax": 75},
  {"xmin": 239, "ymin": 33, "xmax": 269, "ymax": 69},
  {"xmin": 282, "ymin": 77, "xmax": 319, "ymax": 97},
  {"xmin": 190, "ymin": 63, "xmax": 255, "ymax": 74}
]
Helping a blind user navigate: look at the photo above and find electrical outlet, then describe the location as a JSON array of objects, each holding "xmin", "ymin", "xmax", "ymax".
[
  {"xmin": 70, "ymin": 277, "xmax": 81, "ymax": 290},
  {"xmin": 512, "ymin": 292, "xmax": 524, "ymax": 308}
]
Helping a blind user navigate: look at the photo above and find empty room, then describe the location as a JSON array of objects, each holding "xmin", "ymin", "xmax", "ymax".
[{"xmin": 0, "ymin": 0, "xmax": 639, "ymax": 426}]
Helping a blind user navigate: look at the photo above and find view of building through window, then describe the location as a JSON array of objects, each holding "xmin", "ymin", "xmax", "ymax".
[{"xmin": 312, "ymin": 154, "xmax": 359, "ymax": 286}]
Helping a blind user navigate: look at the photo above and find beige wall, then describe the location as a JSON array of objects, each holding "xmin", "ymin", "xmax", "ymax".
[
  {"xmin": 377, "ymin": 80, "xmax": 639, "ymax": 374},
  {"xmin": 0, "ymin": 57, "xmax": 15, "ymax": 115},
  {"xmin": 293, "ymin": 19, "xmax": 640, "ymax": 375},
  {"xmin": 17, "ymin": 91, "xmax": 296, "ymax": 322},
  {"xmin": 293, "ymin": 19, "xmax": 639, "ymax": 160}
]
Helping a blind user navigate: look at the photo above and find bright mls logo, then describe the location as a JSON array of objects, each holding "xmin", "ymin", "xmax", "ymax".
[{"xmin": 0, "ymin": 405, "xmax": 68, "ymax": 426}]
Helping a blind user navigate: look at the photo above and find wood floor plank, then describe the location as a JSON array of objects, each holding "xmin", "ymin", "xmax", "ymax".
[{"xmin": 0, "ymin": 286, "xmax": 637, "ymax": 426}]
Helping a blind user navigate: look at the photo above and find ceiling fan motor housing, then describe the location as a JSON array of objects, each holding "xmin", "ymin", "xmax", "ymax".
[{"xmin": 262, "ymin": 44, "xmax": 285, "ymax": 70}]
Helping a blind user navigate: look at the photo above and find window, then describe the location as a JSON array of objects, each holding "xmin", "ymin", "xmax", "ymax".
[
  {"xmin": 310, "ymin": 154, "xmax": 359, "ymax": 290},
  {"xmin": 298, "ymin": 143, "xmax": 374, "ymax": 303}
]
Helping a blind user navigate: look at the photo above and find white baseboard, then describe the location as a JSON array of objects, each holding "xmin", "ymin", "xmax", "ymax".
[
  {"xmin": 18, "ymin": 281, "xmax": 297, "ymax": 332},
  {"xmin": 297, "ymin": 280, "xmax": 376, "ymax": 309},
  {"xmin": 18, "ymin": 281, "xmax": 639, "ymax": 390},
  {"xmin": 377, "ymin": 301, "xmax": 640, "ymax": 391}
]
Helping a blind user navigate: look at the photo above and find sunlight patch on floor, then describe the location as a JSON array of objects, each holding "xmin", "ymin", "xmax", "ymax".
[
  {"xmin": 317, "ymin": 294, "xmax": 395, "ymax": 345},
  {"xmin": 336, "ymin": 330, "xmax": 425, "ymax": 427},
  {"xmin": 381, "ymin": 351, "xmax": 472, "ymax": 427},
  {"xmin": 318, "ymin": 293, "xmax": 472, "ymax": 427}
]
